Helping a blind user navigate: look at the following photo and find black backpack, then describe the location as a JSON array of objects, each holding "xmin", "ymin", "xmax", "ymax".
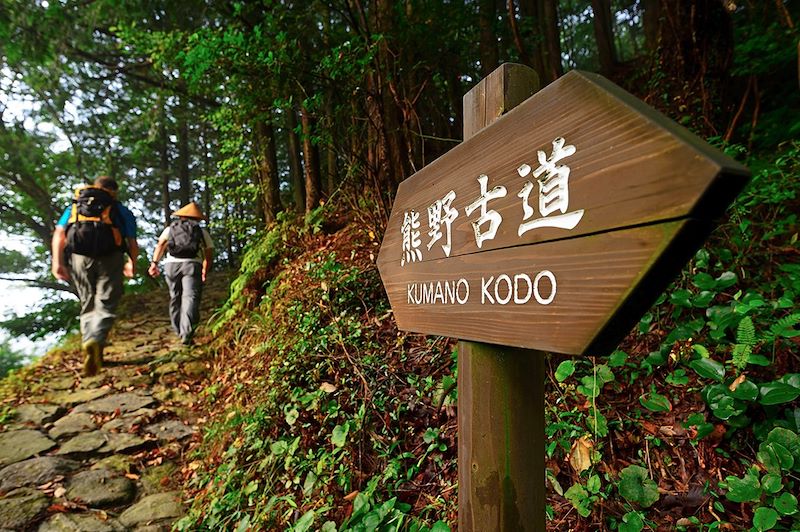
[
  {"xmin": 66, "ymin": 186, "xmax": 123, "ymax": 257},
  {"xmin": 168, "ymin": 219, "xmax": 203, "ymax": 258}
]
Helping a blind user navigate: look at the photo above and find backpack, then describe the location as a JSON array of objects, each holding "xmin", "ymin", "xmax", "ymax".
[
  {"xmin": 66, "ymin": 185, "xmax": 123, "ymax": 257},
  {"xmin": 167, "ymin": 218, "xmax": 203, "ymax": 258}
]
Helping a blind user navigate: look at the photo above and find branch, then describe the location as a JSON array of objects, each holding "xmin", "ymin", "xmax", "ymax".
[{"xmin": 0, "ymin": 275, "xmax": 77, "ymax": 296}]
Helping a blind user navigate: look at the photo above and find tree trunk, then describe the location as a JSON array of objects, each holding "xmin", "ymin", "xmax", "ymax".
[
  {"xmin": 479, "ymin": 0, "xmax": 499, "ymax": 76},
  {"xmin": 254, "ymin": 119, "xmax": 282, "ymax": 225},
  {"xmin": 300, "ymin": 105, "xmax": 321, "ymax": 214},
  {"xmin": 518, "ymin": 0, "xmax": 547, "ymax": 80},
  {"xmin": 324, "ymin": 94, "xmax": 337, "ymax": 197},
  {"xmin": 159, "ymin": 104, "xmax": 171, "ymax": 226},
  {"xmin": 541, "ymin": 0, "xmax": 562, "ymax": 82},
  {"xmin": 642, "ymin": 0, "xmax": 660, "ymax": 52},
  {"xmin": 177, "ymin": 105, "xmax": 191, "ymax": 206},
  {"xmin": 285, "ymin": 106, "xmax": 305, "ymax": 212},
  {"xmin": 590, "ymin": 0, "xmax": 617, "ymax": 75}
]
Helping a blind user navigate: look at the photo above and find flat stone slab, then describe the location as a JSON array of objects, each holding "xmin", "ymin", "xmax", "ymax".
[
  {"xmin": 37, "ymin": 512, "xmax": 126, "ymax": 531},
  {"xmin": 118, "ymin": 491, "xmax": 183, "ymax": 528},
  {"xmin": 56, "ymin": 431, "xmax": 107, "ymax": 455},
  {"xmin": 45, "ymin": 376, "xmax": 76, "ymax": 391},
  {"xmin": 14, "ymin": 404, "xmax": 64, "ymax": 425},
  {"xmin": 0, "ymin": 487, "xmax": 49, "ymax": 529},
  {"xmin": 91, "ymin": 455, "xmax": 133, "ymax": 474},
  {"xmin": 98, "ymin": 432, "xmax": 147, "ymax": 453},
  {"xmin": 46, "ymin": 388, "xmax": 111, "ymax": 407},
  {"xmin": 0, "ymin": 456, "xmax": 81, "ymax": 492},
  {"xmin": 144, "ymin": 420, "xmax": 195, "ymax": 442},
  {"xmin": 49, "ymin": 412, "xmax": 97, "ymax": 440},
  {"xmin": 0, "ymin": 429, "xmax": 57, "ymax": 466},
  {"xmin": 66, "ymin": 469, "xmax": 135, "ymax": 507},
  {"xmin": 101, "ymin": 408, "xmax": 155, "ymax": 433},
  {"xmin": 72, "ymin": 392, "xmax": 155, "ymax": 415}
]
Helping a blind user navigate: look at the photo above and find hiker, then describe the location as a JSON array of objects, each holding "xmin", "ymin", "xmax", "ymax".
[
  {"xmin": 51, "ymin": 176, "xmax": 139, "ymax": 377},
  {"xmin": 148, "ymin": 202, "xmax": 213, "ymax": 346}
]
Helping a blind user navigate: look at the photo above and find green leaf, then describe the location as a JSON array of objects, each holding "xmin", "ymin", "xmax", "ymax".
[
  {"xmin": 730, "ymin": 380, "xmax": 759, "ymax": 401},
  {"xmin": 564, "ymin": 483, "xmax": 592, "ymax": 517},
  {"xmin": 693, "ymin": 272, "xmax": 716, "ymax": 290},
  {"xmin": 430, "ymin": 521, "xmax": 451, "ymax": 532},
  {"xmin": 766, "ymin": 427, "xmax": 800, "ymax": 462},
  {"xmin": 618, "ymin": 511, "xmax": 645, "ymax": 532},
  {"xmin": 757, "ymin": 442, "xmax": 794, "ymax": 474},
  {"xmin": 759, "ymin": 472, "xmax": 784, "ymax": 493},
  {"xmin": 331, "ymin": 423, "xmax": 349, "ymax": 448},
  {"xmin": 608, "ymin": 350, "xmax": 628, "ymax": 367},
  {"xmin": 555, "ymin": 360, "xmax": 575, "ymax": 382},
  {"xmin": 639, "ymin": 392, "xmax": 672, "ymax": 412},
  {"xmin": 618, "ymin": 465, "xmax": 660, "ymax": 508},
  {"xmin": 689, "ymin": 357, "xmax": 725, "ymax": 382},
  {"xmin": 293, "ymin": 510, "xmax": 316, "ymax": 532},
  {"xmin": 759, "ymin": 382, "xmax": 800, "ymax": 405},
  {"xmin": 716, "ymin": 271, "xmax": 738, "ymax": 289},
  {"xmin": 752, "ymin": 506, "xmax": 778, "ymax": 532},
  {"xmin": 773, "ymin": 492, "xmax": 798, "ymax": 516},
  {"xmin": 725, "ymin": 469, "xmax": 762, "ymax": 503}
]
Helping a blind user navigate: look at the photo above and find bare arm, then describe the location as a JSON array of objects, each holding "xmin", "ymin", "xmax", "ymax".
[
  {"xmin": 124, "ymin": 237, "xmax": 139, "ymax": 278},
  {"xmin": 51, "ymin": 226, "xmax": 70, "ymax": 281},
  {"xmin": 202, "ymin": 247, "xmax": 213, "ymax": 283},
  {"xmin": 147, "ymin": 239, "xmax": 168, "ymax": 277}
]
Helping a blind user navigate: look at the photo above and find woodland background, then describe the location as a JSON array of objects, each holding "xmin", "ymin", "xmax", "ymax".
[{"xmin": 1, "ymin": 1, "xmax": 799, "ymax": 530}]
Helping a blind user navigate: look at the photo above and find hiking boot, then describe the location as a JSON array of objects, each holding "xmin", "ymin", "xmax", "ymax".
[{"xmin": 82, "ymin": 339, "xmax": 102, "ymax": 377}]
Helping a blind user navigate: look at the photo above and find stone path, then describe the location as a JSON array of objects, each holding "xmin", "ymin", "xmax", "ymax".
[{"xmin": 0, "ymin": 276, "xmax": 228, "ymax": 531}]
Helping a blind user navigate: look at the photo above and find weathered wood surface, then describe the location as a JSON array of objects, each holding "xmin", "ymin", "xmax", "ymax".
[
  {"xmin": 385, "ymin": 219, "xmax": 709, "ymax": 354},
  {"xmin": 458, "ymin": 342, "xmax": 545, "ymax": 531},
  {"xmin": 457, "ymin": 63, "xmax": 545, "ymax": 532},
  {"xmin": 377, "ymin": 68, "xmax": 749, "ymax": 355}
]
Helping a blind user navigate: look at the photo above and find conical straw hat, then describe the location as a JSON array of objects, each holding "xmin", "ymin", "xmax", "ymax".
[{"xmin": 172, "ymin": 202, "xmax": 205, "ymax": 220}]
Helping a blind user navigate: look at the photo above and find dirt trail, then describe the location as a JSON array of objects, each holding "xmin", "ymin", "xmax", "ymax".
[{"xmin": 0, "ymin": 274, "xmax": 229, "ymax": 531}]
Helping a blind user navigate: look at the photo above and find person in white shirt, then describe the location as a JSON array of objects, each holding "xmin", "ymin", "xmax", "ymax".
[{"xmin": 148, "ymin": 202, "xmax": 213, "ymax": 345}]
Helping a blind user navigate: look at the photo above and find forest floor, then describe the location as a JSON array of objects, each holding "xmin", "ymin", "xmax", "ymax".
[{"xmin": 0, "ymin": 274, "xmax": 230, "ymax": 531}]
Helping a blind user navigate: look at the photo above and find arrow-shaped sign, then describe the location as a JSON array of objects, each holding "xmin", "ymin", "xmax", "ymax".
[{"xmin": 377, "ymin": 70, "xmax": 749, "ymax": 355}]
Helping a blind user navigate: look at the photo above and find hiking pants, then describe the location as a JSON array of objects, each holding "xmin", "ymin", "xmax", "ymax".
[
  {"xmin": 70, "ymin": 252, "xmax": 125, "ymax": 346},
  {"xmin": 163, "ymin": 261, "xmax": 203, "ymax": 341}
]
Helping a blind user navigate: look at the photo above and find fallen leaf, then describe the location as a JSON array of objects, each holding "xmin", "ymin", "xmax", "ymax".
[
  {"xmin": 320, "ymin": 382, "xmax": 337, "ymax": 393},
  {"xmin": 729, "ymin": 373, "xmax": 746, "ymax": 392},
  {"xmin": 569, "ymin": 436, "xmax": 594, "ymax": 473},
  {"xmin": 53, "ymin": 486, "xmax": 66, "ymax": 498},
  {"xmin": 344, "ymin": 490, "xmax": 359, "ymax": 501},
  {"xmin": 124, "ymin": 473, "xmax": 140, "ymax": 480}
]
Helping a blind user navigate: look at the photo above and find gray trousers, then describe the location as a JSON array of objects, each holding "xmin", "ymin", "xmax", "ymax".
[
  {"xmin": 70, "ymin": 252, "xmax": 125, "ymax": 346},
  {"xmin": 163, "ymin": 261, "xmax": 203, "ymax": 340}
]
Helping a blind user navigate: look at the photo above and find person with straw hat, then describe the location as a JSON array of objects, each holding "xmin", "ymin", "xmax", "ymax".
[{"xmin": 148, "ymin": 202, "xmax": 213, "ymax": 346}]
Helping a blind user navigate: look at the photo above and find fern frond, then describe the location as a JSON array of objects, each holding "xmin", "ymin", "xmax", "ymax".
[
  {"xmin": 736, "ymin": 316, "xmax": 757, "ymax": 346},
  {"xmin": 764, "ymin": 312, "xmax": 800, "ymax": 343},
  {"xmin": 731, "ymin": 343, "xmax": 752, "ymax": 371}
]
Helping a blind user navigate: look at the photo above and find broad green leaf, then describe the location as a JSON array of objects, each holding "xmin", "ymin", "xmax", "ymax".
[
  {"xmin": 774, "ymin": 492, "xmax": 798, "ymax": 516},
  {"xmin": 331, "ymin": 423, "xmax": 349, "ymax": 448},
  {"xmin": 565, "ymin": 483, "xmax": 592, "ymax": 517},
  {"xmin": 618, "ymin": 511, "xmax": 645, "ymax": 532},
  {"xmin": 608, "ymin": 350, "xmax": 628, "ymax": 367},
  {"xmin": 618, "ymin": 465, "xmax": 660, "ymax": 508},
  {"xmin": 725, "ymin": 469, "xmax": 762, "ymax": 503},
  {"xmin": 766, "ymin": 428, "xmax": 800, "ymax": 461},
  {"xmin": 692, "ymin": 272, "xmax": 716, "ymax": 290},
  {"xmin": 689, "ymin": 357, "xmax": 725, "ymax": 381},
  {"xmin": 430, "ymin": 521, "xmax": 451, "ymax": 532},
  {"xmin": 752, "ymin": 506, "xmax": 778, "ymax": 532},
  {"xmin": 759, "ymin": 472, "xmax": 784, "ymax": 493},
  {"xmin": 555, "ymin": 360, "xmax": 575, "ymax": 382},
  {"xmin": 730, "ymin": 379, "xmax": 759, "ymax": 401},
  {"xmin": 757, "ymin": 442, "xmax": 794, "ymax": 474},
  {"xmin": 640, "ymin": 392, "xmax": 671, "ymax": 412},
  {"xmin": 716, "ymin": 271, "xmax": 738, "ymax": 289},
  {"xmin": 293, "ymin": 510, "xmax": 316, "ymax": 532},
  {"xmin": 759, "ymin": 383, "xmax": 800, "ymax": 405}
]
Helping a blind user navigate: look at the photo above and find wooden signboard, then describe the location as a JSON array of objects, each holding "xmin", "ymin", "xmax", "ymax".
[{"xmin": 377, "ymin": 69, "xmax": 750, "ymax": 355}]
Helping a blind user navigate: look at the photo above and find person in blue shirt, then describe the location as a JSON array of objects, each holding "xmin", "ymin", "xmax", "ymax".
[{"xmin": 50, "ymin": 176, "xmax": 140, "ymax": 376}]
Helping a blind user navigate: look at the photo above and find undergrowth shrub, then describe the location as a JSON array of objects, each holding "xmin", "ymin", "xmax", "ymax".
[{"xmin": 178, "ymin": 220, "xmax": 456, "ymax": 531}]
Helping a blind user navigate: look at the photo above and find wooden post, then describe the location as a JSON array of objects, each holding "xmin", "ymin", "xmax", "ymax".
[{"xmin": 458, "ymin": 64, "xmax": 545, "ymax": 532}]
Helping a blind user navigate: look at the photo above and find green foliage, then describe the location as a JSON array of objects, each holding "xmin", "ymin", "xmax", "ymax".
[
  {"xmin": 0, "ymin": 340, "xmax": 25, "ymax": 379},
  {"xmin": 617, "ymin": 466, "xmax": 660, "ymax": 508},
  {"xmin": 0, "ymin": 299, "xmax": 78, "ymax": 340}
]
